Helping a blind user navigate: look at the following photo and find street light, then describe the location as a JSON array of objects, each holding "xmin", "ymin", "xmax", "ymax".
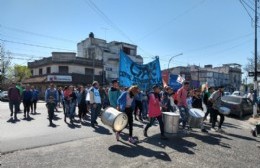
[{"xmin": 167, "ymin": 53, "xmax": 183, "ymax": 75}]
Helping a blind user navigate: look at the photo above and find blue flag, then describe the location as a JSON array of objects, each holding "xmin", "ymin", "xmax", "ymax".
[{"xmin": 119, "ymin": 51, "xmax": 162, "ymax": 91}]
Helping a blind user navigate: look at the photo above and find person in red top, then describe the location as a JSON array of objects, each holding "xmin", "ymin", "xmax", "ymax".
[
  {"xmin": 143, "ymin": 85, "xmax": 167, "ymax": 140},
  {"xmin": 177, "ymin": 81, "xmax": 190, "ymax": 131}
]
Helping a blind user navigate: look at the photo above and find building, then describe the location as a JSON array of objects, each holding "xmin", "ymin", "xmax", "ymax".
[
  {"xmin": 24, "ymin": 52, "xmax": 103, "ymax": 98},
  {"xmin": 164, "ymin": 63, "xmax": 242, "ymax": 91},
  {"xmin": 77, "ymin": 32, "xmax": 143, "ymax": 83}
]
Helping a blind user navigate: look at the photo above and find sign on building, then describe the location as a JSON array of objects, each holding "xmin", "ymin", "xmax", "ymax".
[{"xmin": 47, "ymin": 75, "xmax": 72, "ymax": 82}]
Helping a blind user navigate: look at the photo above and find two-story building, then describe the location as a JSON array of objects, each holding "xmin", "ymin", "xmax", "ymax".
[{"xmin": 23, "ymin": 52, "xmax": 103, "ymax": 98}]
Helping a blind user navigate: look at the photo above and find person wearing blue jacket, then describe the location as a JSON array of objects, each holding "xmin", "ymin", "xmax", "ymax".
[
  {"xmin": 116, "ymin": 85, "xmax": 139, "ymax": 144},
  {"xmin": 30, "ymin": 85, "xmax": 39, "ymax": 114},
  {"xmin": 22, "ymin": 84, "xmax": 33, "ymax": 119}
]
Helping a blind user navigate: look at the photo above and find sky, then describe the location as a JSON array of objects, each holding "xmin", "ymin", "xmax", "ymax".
[{"xmin": 0, "ymin": 0, "xmax": 258, "ymax": 79}]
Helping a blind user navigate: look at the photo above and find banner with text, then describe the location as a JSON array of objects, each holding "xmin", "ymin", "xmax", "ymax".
[{"xmin": 119, "ymin": 51, "xmax": 162, "ymax": 91}]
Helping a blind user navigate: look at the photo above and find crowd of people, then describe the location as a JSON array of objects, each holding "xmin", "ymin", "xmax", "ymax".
[{"xmin": 7, "ymin": 79, "xmax": 227, "ymax": 144}]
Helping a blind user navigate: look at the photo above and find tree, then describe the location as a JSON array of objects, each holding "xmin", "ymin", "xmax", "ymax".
[
  {"xmin": 12, "ymin": 65, "xmax": 32, "ymax": 82},
  {"xmin": 244, "ymin": 55, "xmax": 260, "ymax": 74},
  {"xmin": 0, "ymin": 43, "xmax": 12, "ymax": 86}
]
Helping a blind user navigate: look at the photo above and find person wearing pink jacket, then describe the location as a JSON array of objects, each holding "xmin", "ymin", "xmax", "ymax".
[{"xmin": 143, "ymin": 85, "xmax": 167, "ymax": 140}]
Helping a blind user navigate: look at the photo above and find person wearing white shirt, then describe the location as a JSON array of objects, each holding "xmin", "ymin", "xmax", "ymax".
[{"xmin": 89, "ymin": 81, "xmax": 102, "ymax": 128}]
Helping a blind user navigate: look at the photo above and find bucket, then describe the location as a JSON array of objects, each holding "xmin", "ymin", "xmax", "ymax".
[
  {"xmin": 101, "ymin": 107, "xmax": 128, "ymax": 132},
  {"xmin": 162, "ymin": 112, "xmax": 180, "ymax": 134}
]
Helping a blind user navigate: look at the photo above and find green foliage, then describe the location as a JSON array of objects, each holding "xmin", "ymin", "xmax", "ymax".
[{"xmin": 13, "ymin": 65, "xmax": 31, "ymax": 82}]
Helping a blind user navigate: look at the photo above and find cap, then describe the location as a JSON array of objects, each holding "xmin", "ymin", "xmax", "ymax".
[{"xmin": 92, "ymin": 81, "xmax": 99, "ymax": 86}]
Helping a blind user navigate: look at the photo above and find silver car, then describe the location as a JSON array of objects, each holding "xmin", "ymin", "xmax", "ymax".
[{"xmin": 0, "ymin": 91, "xmax": 9, "ymax": 101}]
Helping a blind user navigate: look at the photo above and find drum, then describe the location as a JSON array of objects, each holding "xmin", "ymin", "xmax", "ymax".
[
  {"xmin": 188, "ymin": 108, "xmax": 204, "ymax": 128},
  {"xmin": 101, "ymin": 107, "xmax": 128, "ymax": 132},
  {"xmin": 218, "ymin": 106, "xmax": 231, "ymax": 115},
  {"xmin": 162, "ymin": 112, "xmax": 180, "ymax": 134}
]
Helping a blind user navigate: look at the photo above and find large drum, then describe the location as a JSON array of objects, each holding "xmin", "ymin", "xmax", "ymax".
[
  {"xmin": 101, "ymin": 107, "xmax": 128, "ymax": 132},
  {"xmin": 218, "ymin": 106, "xmax": 231, "ymax": 115},
  {"xmin": 188, "ymin": 108, "xmax": 204, "ymax": 128},
  {"xmin": 162, "ymin": 112, "xmax": 180, "ymax": 134}
]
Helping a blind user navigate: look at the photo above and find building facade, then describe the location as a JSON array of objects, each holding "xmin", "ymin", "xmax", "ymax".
[
  {"xmin": 165, "ymin": 63, "xmax": 242, "ymax": 91},
  {"xmin": 24, "ymin": 52, "xmax": 103, "ymax": 98},
  {"xmin": 77, "ymin": 33, "xmax": 143, "ymax": 83}
]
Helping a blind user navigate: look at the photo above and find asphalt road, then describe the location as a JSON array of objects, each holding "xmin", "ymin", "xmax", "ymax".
[{"xmin": 1, "ymin": 101, "xmax": 260, "ymax": 168}]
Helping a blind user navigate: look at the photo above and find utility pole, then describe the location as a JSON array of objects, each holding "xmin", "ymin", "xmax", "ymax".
[{"xmin": 253, "ymin": 0, "xmax": 258, "ymax": 117}]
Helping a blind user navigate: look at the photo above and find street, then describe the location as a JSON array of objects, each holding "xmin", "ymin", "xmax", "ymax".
[{"xmin": 1, "ymin": 101, "xmax": 260, "ymax": 168}]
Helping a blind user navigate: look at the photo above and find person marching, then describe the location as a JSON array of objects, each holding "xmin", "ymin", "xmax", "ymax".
[
  {"xmin": 116, "ymin": 85, "xmax": 139, "ymax": 143},
  {"xmin": 177, "ymin": 81, "xmax": 190, "ymax": 131},
  {"xmin": 108, "ymin": 80, "xmax": 121, "ymax": 108},
  {"xmin": 203, "ymin": 87, "xmax": 214, "ymax": 122},
  {"xmin": 31, "ymin": 85, "xmax": 39, "ymax": 114},
  {"xmin": 144, "ymin": 85, "xmax": 167, "ymax": 140},
  {"xmin": 46, "ymin": 96, "xmax": 56, "ymax": 126},
  {"xmin": 209, "ymin": 86, "xmax": 225, "ymax": 133},
  {"xmin": 8, "ymin": 82, "xmax": 21, "ymax": 120},
  {"xmin": 64, "ymin": 85, "xmax": 77, "ymax": 124},
  {"xmin": 89, "ymin": 81, "xmax": 102, "ymax": 128},
  {"xmin": 77, "ymin": 85, "xmax": 87, "ymax": 123},
  {"xmin": 22, "ymin": 84, "xmax": 33, "ymax": 119},
  {"xmin": 192, "ymin": 89, "xmax": 208, "ymax": 133}
]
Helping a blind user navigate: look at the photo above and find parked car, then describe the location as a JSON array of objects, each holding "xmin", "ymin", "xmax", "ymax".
[
  {"xmin": 232, "ymin": 91, "xmax": 243, "ymax": 96},
  {"xmin": 0, "ymin": 91, "xmax": 9, "ymax": 101},
  {"xmin": 223, "ymin": 92, "xmax": 231, "ymax": 96},
  {"xmin": 221, "ymin": 95, "xmax": 254, "ymax": 118}
]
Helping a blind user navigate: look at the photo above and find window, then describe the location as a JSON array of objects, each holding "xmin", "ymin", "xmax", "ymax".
[
  {"xmin": 59, "ymin": 66, "xmax": 69, "ymax": 74},
  {"xmin": 123, "ymin": 47, "xmax": 130, "ymax": 55},
  {"xmin": 39, "ymin": 68, "xmax": 42, "ymax": 75},
  {"xmin": 31, "ymin": 70, "xmax": 33, "ymax": 76},
  {"xmin": 46, "ymin": 67, "xmax": 51, "ymax": 74},
  {"xmin": 85, "ymin": 68, "xmax": 94, "ymax": 75}
]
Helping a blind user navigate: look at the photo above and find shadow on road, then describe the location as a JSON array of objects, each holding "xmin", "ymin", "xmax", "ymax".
[
  {"xmin": 142, "ymin": 134, "xmax": 197, "ymax": 155},
  {"xmin": 6, "ymin": 118, "xmax": 21, "ymax": 124},
  {"xmin": 22, "ymin": 116, "xmax": 35, "ymax": 122},
  {"xmin": 94, "ymin": 125, "xmax": 112, "ymax": 135},
  {"xmin": 224, "ymin": 133, "xmax": 260, "ymax": 142},
  {"xmin": 222, "ymin": 122, "xmax": 242, "ymax": 129},
  {"xmin": 108, "ymin": 141, "xmax": 172, "ymax": 162},
  {"xmin": 190, "ymin": 132, "xmax": 232, "ymax": 149},
  {"xmin": 66, "ymin": 122, "xmax": 82, "ymax": 129}
]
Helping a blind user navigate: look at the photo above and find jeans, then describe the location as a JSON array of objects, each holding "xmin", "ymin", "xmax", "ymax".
[
  {"xmin": 9, "ymin": 100, "xmax": 19, "ymax": 118},
  {"xmin": 91, "ymin": 103, "xmax": 101, "ymax": 125},
  {"xmin": 23, "ymin": 101, "xmax": 31, "ymax": 116},
  {"xmin": 30, "ymin": 100, "xmax": 38, "ymax": 113},
  {"xmin": 212, "ymin": 108, "xmax": 225, "ymax": 129},
  {"xmin": 134, "ymin": 100, "xmax": 143, "ymax": 118},
  {"xmin": 78, "ymin": 103, "xmax": 87, "ymax": 120},
  {"xmin": 144, "ymin": 115, "xmax": 164, "ymax": 136},
  {"xmin": 142, "ymin": 101, "xmax": 148, "ymax": 118},
  {"xmin": 178, "ymin": 106, "xmax": 190, "ymax": 129},
  {"xmin": 125, "ymin": 107, "xmax": 134, "ymax": 137}
]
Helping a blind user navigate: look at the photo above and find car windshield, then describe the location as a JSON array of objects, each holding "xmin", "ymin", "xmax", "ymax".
[{"xmin": 221, "ymin": 96, "xmax": 241, "ymax": 104}]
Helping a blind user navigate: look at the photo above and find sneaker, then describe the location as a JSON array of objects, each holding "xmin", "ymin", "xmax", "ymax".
[
  {"xmin": 128, "ymin": 137, "xmax": 137, "ymax": 144},
  {"xmin": 210, "ymin": 128, "xmax": 216, "ymax": 132},
  {"xmin": 160, "ymin": 135, "xmax": 168, "ymax": 140},
  {"xmin": 116, "ymin": 132, "xmax": 120, "ymax": 141},
  {"xmin": 216, "ymin": 128, "xmax": 225, "ymax": 134},
  {"xmin": 143, "ymin": 130, "xmax": 148, "ymax": 137}
]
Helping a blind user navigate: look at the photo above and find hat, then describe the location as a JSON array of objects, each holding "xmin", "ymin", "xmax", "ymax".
[
  {"xmin": 92, "ymin": 81, "xmax": 99, "ymax": 86},
  {"xmin": 111, "ymin": 79, "xmax": 118, "ymax": 84}
]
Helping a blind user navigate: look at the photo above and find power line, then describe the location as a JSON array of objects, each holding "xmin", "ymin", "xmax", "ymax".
[
  {"xmin": 137, "ymin": 0, "xmax": 207, "ymax": 42},
  {"xmin": 0, "ymin": 24, "xmax": 77, "ymax": 43},
  {"xmin": 0, "ymin": 38, "xmax": 76, "ymax": 52},
  {"xmin": 241, "ymin": 0, "xmax": 255, "ymax": 12},
  {"xmin": 240, "ymin": 0, "xmax": 254, "ymax": 21},
  {"xmin": 83, "ymin": 0, "xmax": 155, "ymax": 58}
]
